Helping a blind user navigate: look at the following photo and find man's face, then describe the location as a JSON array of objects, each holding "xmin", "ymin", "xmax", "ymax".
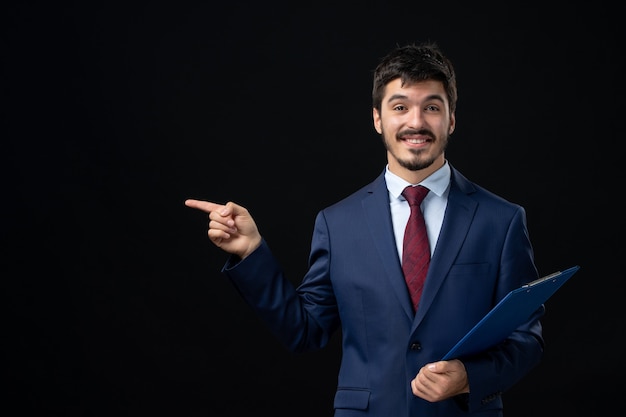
[{"xmin": 373, "ymin": 78, "xmax": 455, "ymax": 182}]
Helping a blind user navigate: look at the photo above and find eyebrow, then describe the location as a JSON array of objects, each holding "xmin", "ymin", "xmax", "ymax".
[{"xmin": 386, "ymin": 93, "xmax": 446, "ymax": 104}]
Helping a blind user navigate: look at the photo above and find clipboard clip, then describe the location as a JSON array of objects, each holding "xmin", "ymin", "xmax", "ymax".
[{"xmin": 522, "ymin": 271, "xmax": 561, "ymax": 288}]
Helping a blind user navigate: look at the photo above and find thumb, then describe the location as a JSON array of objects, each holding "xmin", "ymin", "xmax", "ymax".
[
  {"xmin": 222, "ymin": 201, "xmax": 244, "ymax": 216},
  {"xmin": 426, "ymin": 361, "xmax": 446, "ymax": 373}
]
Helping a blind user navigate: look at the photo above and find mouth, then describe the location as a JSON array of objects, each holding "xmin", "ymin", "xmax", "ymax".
[
  {"xmin": 398, "ymin": 129, "xmax": 433, "ymax": 146},
  {"xmin": 403, "ymin": 137, "xmax": 430, "ymax": 144},
  {"xmin": 400, "ymin": 135, "xmax": 432, "ymax": 147}
]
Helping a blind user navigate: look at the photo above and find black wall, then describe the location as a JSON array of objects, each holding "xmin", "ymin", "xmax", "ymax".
[{"xmin": 5, "ymin": 2, "xmax": 624, "ymax": 416}]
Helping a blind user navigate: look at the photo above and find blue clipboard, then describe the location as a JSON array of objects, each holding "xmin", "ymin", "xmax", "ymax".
[{"xmin": 441, "ymin": 265, "xmax": 580, "ymax": 360}]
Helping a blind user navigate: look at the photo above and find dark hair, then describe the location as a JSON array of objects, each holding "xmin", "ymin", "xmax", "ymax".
[{"xmin": 372, "ymin": 42, "xmax": 457, "ymax": 114}]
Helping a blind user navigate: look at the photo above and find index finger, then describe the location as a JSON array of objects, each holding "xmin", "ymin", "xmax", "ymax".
[{"xmin": 184, "ymin": 199, "xmax": 225, "ymax": 215}]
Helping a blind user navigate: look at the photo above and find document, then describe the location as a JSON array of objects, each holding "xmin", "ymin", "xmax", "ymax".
[{"xmin": 441, "ymin": 265, "xmax": 580, "ymax": 360}]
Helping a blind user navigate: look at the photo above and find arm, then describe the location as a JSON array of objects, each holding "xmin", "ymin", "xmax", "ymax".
[{"xmin": 185, "ymin": 199, "xmax": 338, "ymax": 353}]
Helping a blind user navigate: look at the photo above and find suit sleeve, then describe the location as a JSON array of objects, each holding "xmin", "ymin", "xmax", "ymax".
[
  {"xmin": 221, "ymin": 211, "xmax": 340, "ymax": 353},
  {"xmin": 462, "ymin": 205, "xmax": 544, "ymax": 412}
]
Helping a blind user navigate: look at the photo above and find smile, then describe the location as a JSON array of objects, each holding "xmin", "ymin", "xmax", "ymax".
[{"xmin": 405, "ymin": 138, "xmax": 428, "ymax": 144}]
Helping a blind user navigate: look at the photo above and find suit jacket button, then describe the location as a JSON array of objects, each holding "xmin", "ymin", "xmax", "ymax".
[{"xmin": 410, "ymin": 342, "xmax": 422, "ymax": 350}]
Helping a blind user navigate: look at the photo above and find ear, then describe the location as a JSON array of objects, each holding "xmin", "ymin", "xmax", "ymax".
[
  {"xmin": 373, "ymin": 108, "xmax": 382, "ymax": 134},
  {"xmin": 448, "ymin": 112, "xmax": 456, "ymax": 135}
]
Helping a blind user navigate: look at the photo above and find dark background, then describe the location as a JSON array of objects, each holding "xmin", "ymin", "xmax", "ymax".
[{"xmin": 4, "ymin": 2, "xmax": 624, "ymax": 416}]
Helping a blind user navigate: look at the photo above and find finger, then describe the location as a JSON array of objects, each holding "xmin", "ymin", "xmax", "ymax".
[
  {"xmin": 185, "ymin": 199, "xmax": 225, "ymax": 215},
  {"xmin": 208, "ymin": 227, "xmax": 232, "ymax": 243},
  {"xmin": 209, "ymin": 217, "xmax": 237, "ymax": 234},
  {"xmin": 411, "ymin": 375, "xmax": 431, "ymax": 400}
]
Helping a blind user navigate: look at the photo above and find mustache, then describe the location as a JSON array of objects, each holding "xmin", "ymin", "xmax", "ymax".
[{"xmin": 397, "ymin": 128, "xmax": 435, "ymax": 139}]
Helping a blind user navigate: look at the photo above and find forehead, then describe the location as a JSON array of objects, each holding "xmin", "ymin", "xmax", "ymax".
[{"xmin": 383, "ymin": 78, "xmax": 447, "ymax": 103}]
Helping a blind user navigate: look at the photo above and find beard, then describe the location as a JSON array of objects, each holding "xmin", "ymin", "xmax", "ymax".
[
  {"xmin": 399, "ymin": 148, "xmax": 441, "ymax": 171},
  {"xmin": 381, "ymin": 127, "xmax": 449, "ymax": 171}
]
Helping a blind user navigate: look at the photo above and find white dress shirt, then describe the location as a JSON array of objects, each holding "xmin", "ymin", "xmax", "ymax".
[{"xmin": 385, "ymin": 161, "xmax": 451, "ymax": 261}]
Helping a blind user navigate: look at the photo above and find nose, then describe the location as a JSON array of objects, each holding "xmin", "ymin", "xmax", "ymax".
[{"xmin": 407, "ymin": 108, "xmax": 425, "ymax": 129}]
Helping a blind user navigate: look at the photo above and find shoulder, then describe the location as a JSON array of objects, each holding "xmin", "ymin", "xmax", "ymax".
[
  {"xmin": 449, "ymin": 165, "xmax": 524, "ymax": 212},
  {"xmin": 322, "ymin": 171, "xmax": 387, "ymax": 213}
]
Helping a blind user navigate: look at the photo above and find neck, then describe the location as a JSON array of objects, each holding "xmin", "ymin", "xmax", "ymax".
[{"xmin": 388, "ymin": 155, "xmax": 445, "ymax": 184}]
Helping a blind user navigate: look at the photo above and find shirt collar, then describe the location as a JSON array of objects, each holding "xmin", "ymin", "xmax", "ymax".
[{"xmin": 385, "ymin": 160, "xmax": 451, "ymax": 200}]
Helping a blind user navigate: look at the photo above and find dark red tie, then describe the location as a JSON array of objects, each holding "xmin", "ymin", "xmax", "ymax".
[{"xmin": 402, "ymin": 185, "xmax": 430, "ymax": 313}]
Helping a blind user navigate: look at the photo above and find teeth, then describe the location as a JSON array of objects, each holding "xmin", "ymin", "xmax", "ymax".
[{"xmin": 407, "ymin": 139, "xmax": 426, "ymax": 144}]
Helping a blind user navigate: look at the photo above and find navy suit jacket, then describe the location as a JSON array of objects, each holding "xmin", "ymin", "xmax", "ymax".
[{"xmin": 223, "ymin": 164, "xmax": 544, "ymax": 417}]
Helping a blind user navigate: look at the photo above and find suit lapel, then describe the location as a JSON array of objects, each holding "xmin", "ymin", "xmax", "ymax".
[
  {"xmin": 361, "ymin": 167, "xmax": 479, "ymax": 323},
  {"xmin": 362, "ymin": 172, "xmax": 416, "ymax": 319},
  {"xmin": 414, "ymin": 167, "xmax": 478, "ymax": 325}
]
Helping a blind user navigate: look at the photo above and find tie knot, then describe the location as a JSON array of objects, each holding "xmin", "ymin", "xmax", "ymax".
[{"xmin": 402, "ymin": 185, "xmax": 429, "ymax": 207}]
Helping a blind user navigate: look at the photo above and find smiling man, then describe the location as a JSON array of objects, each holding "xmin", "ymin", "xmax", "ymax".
[{"xmin": 185, "ymin": 42, "xmax": 544, "ymax": 417}]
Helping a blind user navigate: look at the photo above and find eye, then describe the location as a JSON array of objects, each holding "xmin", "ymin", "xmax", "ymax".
[
  {"xmin": 425, "ymin": 104, "xmax": 440, "ymax": 112},
  {"xmin": 393, "ymin": 104, "xmax": 407, "ymax": 111}
]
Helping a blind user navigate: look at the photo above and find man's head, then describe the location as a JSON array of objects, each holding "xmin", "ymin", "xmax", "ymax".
[{"xmin": 372, "ymin": 42, "xmax": 457, "ymax": 183}]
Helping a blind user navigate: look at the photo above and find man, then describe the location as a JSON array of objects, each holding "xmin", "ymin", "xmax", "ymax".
[{"xmin": 185, "ymin": 42, "xmax": 543, "ymax": 416}]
